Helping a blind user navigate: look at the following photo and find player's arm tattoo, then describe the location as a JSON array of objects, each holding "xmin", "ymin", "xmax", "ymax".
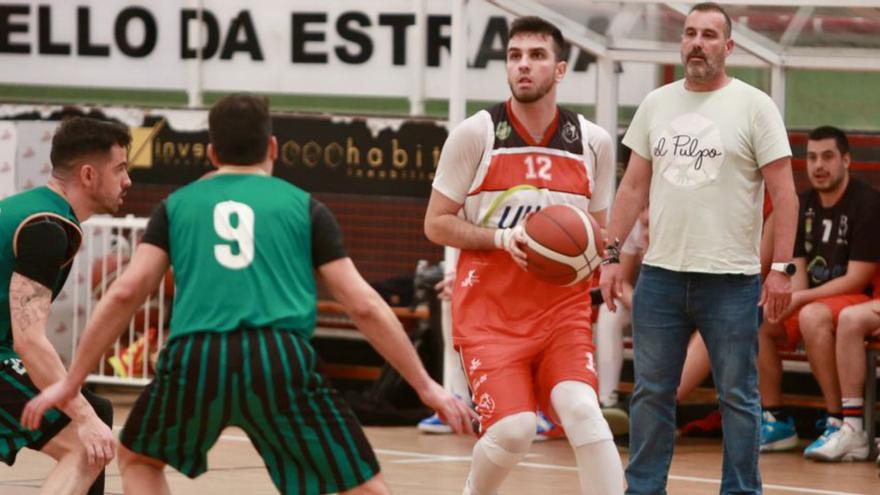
[{"xmin": 9, "ymin": 274, "xmax": 51, "ymax": 334}]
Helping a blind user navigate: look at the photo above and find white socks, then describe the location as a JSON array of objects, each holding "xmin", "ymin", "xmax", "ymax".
[
  {"xmin": 462, "ymin": 383, "xmax": 625, "ymax": 495},
  {"xmin": 595, "ymin": 302, "xmax": 628, "ymax": 406},
  {"xmin": 842, "ymin": 397, "xmax": 864, "ymax": 432},
  {"xmin": 551, "ymin": 381, "xmax": 624, "ymax": 495},
  {"xmin": 463, "ymin": 412, "xmax": 536, "ymax": 495}
]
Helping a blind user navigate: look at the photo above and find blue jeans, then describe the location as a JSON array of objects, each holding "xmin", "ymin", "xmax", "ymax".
[{"xmin": 626, "ymin": 265, "xmax": 762, "ymax": 495}]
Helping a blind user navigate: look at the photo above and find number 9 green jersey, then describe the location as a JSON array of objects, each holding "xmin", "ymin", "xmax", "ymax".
[{"xmin": 145, "ymin": 173, "xmax": 333, "ymax": 342}]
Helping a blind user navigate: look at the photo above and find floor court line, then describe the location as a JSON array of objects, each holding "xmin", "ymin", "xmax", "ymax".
[
  {"xmin": 387, "ymin": 456, "xmax": 472, "ymax": 464},
  {"xmin": 111, "ymin": 427, "xmax": 869, "ymax": 495},
  {"xmin": 198, "ymin": 431, "xmax": 866, "ymax": 495}
]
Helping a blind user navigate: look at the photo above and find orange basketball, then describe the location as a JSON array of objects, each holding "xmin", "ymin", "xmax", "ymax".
[{"xmin": 522, "ymin": 204, "xmax": 604, "ymax": 286}]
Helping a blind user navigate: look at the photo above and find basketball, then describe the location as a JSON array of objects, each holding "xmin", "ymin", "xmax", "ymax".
[{"xmin": 522, "ymin": 204, "xmax": 604, "ymax": 286}]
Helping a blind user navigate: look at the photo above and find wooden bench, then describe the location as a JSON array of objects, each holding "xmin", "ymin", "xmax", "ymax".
[
  {"xmin": 866, "ymin": 338, "xmax": 880, "ymax": 460},
  {"xmin": 621, "ymin": 337, "xmax": 826, "ymax": 409},
  {"xmin": 314, "ymin": 300, "xmax": 430, "ymax": 381}
]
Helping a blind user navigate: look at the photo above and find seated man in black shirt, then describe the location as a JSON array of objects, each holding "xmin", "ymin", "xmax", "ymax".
[{"xmin": 758, "ymin": 126, "xmax": 880, "ymax": 460}]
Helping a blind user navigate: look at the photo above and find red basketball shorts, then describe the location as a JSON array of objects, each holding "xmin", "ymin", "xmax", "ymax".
[
  {"xmin": 780, "ymin": 293, "xmax": 871, "ymax": 352},
  {"xmin": 457, "ymin": 326, "xmax": 598, "ymax": 433}
]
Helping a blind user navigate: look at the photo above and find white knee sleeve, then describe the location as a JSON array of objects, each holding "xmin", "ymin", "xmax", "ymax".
[
  {"xmin": 550, "ymin": 381, "xmax": 613, "ymax": 447},
  {"xmin": 478, "ymin": 412, "xmax": 537, "ymax": 468}
]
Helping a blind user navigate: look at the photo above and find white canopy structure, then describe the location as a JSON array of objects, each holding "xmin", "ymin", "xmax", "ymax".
[{"xmin": 448, "ymin": 0, "xmax": 880, "ymax": 135}]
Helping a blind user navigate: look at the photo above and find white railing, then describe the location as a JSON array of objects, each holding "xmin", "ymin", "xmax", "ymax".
[{"xmin": 57, "ymin": 215, "xmax": 170, "ymax": 386}]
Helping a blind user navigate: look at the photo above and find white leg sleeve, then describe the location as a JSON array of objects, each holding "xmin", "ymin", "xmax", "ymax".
[
  {"xmin": 595, "ymin": 302, "xmax": 629, "ymax": 406},
  {"xmin": 442, "ymin": 301, "xmax": 471, "ymax": 402},
  {"xmin": 550, "ymin": 381, "xmax": 624, "ymax": 495},
  {"xmin": 463, "ymin": 412, "xmax": 536, "ymax": 495}
]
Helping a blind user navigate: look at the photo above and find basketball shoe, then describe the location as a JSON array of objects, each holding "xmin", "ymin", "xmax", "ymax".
[
  {"xmin": 419, "ymin": 410, "xmax": 566, "ymax": 439},
  {"xmin": 679, "ymin": 409, "xmax": 723, "ymax": 438},
  {"xmin": 417, "ymin": 413, "xmax": 454, "ymax": 434},
  {"xmin": 535, "ymin": 410, "xmax": 565, "ymax": 441},
  {"xmin": 803, "ymin": 416, "xmax": 841, "ymax": 457},
  {"xmin": 804, "ymin": 423, "xmax": 869, "ymax": 462},
  {"xmin": 760, "ymin": 410, "xmax": 799, "ymax": 452},
  {"xmin": 602, "ymin": 406, "xmax": 629, "ymax": 437}
]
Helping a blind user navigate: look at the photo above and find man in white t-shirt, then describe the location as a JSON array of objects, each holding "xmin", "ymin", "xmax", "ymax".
[
  {"xmin": 425, "ymin": 16, "xmax": 624, "ymax": 495},
  {"xmin": 599, "ymin": 3, "xmax": 798, "ymax": 493}
]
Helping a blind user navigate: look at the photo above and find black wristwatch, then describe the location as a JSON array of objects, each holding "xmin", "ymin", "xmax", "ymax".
[
  {"xmin": 770, "ymin": 262, "xmax": 796, "ymax": 276},
  {"xmin": 601, "ymin": 237, "xmax": 622, "ymax": 265}
]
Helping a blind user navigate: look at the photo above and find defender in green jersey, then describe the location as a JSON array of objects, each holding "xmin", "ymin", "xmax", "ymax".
[
  {"xmin": 24, "ymin": 94, "xmax": 475, "ymax": 495},
  {"xmin": 2, "ymin": 117, "xmax": 130, "ymax": 494}
]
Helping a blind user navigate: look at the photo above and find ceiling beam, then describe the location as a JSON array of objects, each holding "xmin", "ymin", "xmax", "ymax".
[
  {"xmin": 779, "ymin": 6, "xmax": 815, "ymax": 47},
  {"xmin": 608, "ymin": 48, "xmax": 768, "ymax": 67},
  {"xmin": 607, "ymin": 4, "xmax": 645, "ymax": 43},
  {"xmin": 665, "ymin": 2, "xmax": 782, "ymax": 65},
  {"xmin": 785, "ymin": 47, "xmax": 880, "ymax": 71},
  {"xmin": 848, "ymin": 7, "xmax": 880, "ymax": 23},
  {"xmin": 487, "ymin": 0, "xmax": 609, "ymax": 57}
]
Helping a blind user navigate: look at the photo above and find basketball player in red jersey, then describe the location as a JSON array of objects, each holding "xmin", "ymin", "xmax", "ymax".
[{"xmin": 424, "ymin": 16, "xmax": 624, "ymax": 495}]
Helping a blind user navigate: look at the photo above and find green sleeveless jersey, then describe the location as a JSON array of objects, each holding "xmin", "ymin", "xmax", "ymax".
[
  {"xmin": 165, "ymin": 174, "xmax": 317, "ymax": 341},
  {"xmin": 0, "ymin": 187, "xmax": 81, "ymax": 361}
]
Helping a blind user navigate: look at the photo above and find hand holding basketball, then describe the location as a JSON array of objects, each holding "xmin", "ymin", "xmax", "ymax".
[
  {"xmin": 521, "ymin": 205, "xmax": 604, "ymax": 286},
  {"xmin": 495, "ymin": 224, "xmax": 528, "ymax": 269}
]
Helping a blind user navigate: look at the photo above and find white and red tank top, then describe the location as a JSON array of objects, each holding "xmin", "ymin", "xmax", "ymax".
[{"xmin": 436, "ymin": 101, "xmax": 613, "ymax": 347}]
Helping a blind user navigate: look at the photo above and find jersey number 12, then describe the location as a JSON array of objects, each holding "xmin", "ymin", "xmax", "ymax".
[
  {"xmin": 214, "ymin": 201, "xmax": 255, "ymax": 269},
  {"xmin": 524, "ymin": 155, "xmax": 552, "ymax": 181}
]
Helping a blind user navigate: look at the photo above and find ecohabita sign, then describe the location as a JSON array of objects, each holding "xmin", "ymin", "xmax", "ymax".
[
  {"xmin": 131, "ymin": 113, "xmax": 446, "ymax": 198},
  {"xmin": 0, "ymin": 1, "xmax": 656, "ymax": 105}
]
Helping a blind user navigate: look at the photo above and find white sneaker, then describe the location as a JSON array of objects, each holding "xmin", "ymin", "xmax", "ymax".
[{"xmin": 805, "ymin": 424, "xmax": 869, "ymax": 462}]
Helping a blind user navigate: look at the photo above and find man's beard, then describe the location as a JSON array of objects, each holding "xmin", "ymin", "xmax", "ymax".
[
  {"xmin": 684, "ymin": 53, "xmax": 718, "ymax": 83},
  {"xmin": 812, "ymin": 172, "xmax": 845, "ymax": 193},
  {"xmin": 509, "ymin": 77, "xmax": 554, "ymax": 104},
  {"xmin": 97, "ymin": 193, "xmax": 123, "ymax": 214}
]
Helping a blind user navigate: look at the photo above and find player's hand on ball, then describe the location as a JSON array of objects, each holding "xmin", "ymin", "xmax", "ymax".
[
  {"xmin": 77, "ymin": 413, "xmax": 116, "ymax": 466},
  {"xmin": 418, "ymin": 381, "xmax": 477, "ymax": 435},
  {"xmin": 496, "ymin": 225, "xmax": 528, "ymax": 270},
  {"xmin": 21, "ymin": 379, "xmax": 78, "ymax": 430}
]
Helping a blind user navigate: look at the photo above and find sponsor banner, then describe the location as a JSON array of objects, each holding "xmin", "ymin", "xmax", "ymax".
[
  {"xmin": 0, "ymin": 1, "xmax": 656, "ymax": 105},
  {"xmin": 130, "ymin": 113, "xmax": 446, "ymax": 197}
]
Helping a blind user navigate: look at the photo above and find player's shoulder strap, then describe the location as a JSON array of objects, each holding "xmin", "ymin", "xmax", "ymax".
[
  {"xmin": 13, "ymin": 213, "xmax": 82, "ymax": 268},
  {"xmin": 485, "ymin": 101, "xmax": 528, "ymax": 150},
  {"xmin": 550, "ymin": 106, "xmax": 587, "ymax": 156}
]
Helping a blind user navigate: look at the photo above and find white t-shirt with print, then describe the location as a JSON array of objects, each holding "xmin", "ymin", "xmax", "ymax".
[
  {"xmin": 623, "ymin": 78, "xmax": 791, "ymax": 274},
  {"xmin": 621, "ymin": 219, "xmax": 647, "ymax": 257}
]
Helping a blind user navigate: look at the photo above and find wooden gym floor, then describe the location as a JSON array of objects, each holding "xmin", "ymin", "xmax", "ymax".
[{"xmin": 1, "ymin": 389, "xmax": 878, "ymax": 494}]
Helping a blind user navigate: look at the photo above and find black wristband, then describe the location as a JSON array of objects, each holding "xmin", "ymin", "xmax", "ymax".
[
  {"xmin": 602, "ymin": 237, "xmax": 622, "ymax": 265},
  {"xmin": 601, "ymin": 256, "xmax": 620, "ymax": 266}
]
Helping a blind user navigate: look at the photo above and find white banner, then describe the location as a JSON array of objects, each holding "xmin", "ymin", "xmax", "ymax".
[
  {"xmin": 0, "ymin": 1, "xmax": 656, "ymax": 105},
  {"xmin": 0, "ymin": 123, "xmax": 16, "ymax": 200},
  {"xmin": 13, "ymin": 121, "xmax": 56, "ymax": 192}
]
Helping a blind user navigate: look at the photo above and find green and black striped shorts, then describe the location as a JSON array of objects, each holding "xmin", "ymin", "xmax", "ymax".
[
  {"xmin": 0, "ymin": 358, "xmax": 69, "ymax": 465},
  {"xmin": 120, "ymin": 327, "xmax": 380, "ymax": 494}
]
